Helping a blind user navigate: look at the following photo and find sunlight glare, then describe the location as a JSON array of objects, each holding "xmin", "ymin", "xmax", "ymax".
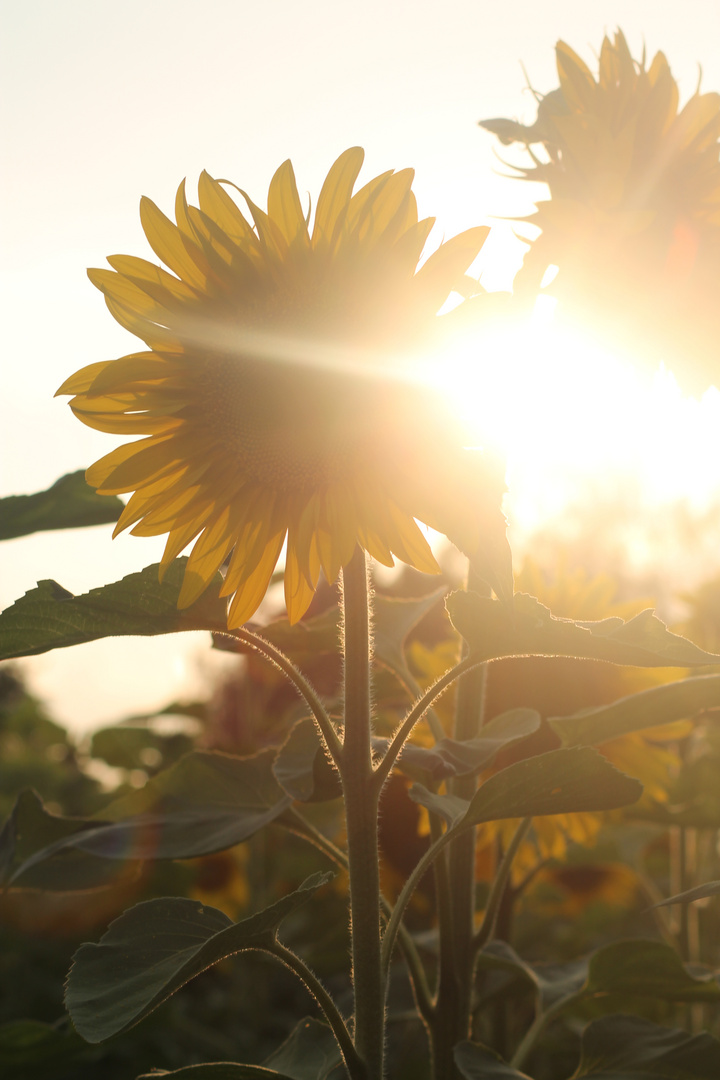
[{"xmin": 430, "ymin": 295, "xmax": 720, "ymax": 534}]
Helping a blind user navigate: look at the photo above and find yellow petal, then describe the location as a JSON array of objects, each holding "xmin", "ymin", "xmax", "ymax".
[
  {"xmin": 268, "ymin": 159, "xmax": 310, "ymax": 248},
  {"xmin": 312, "ymin": 147, "xmax": 365, "ymax": 248}
]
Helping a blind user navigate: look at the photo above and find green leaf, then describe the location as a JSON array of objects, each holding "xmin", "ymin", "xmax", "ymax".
[
  {"xmin": 138, "ymin": 1067, "xmax": 293, "ymax": 1079},
  {"xmin": 372, "ymin": 589, "xmax": 447, "ymax": 683},
  {"xmin": 0, "ymin": 789, "xmax": 138, "ymax": 891},
  {"xmin": 454, "ymin": 1041, "xmax": 531, "ymax": 1079},
  {"xmin": 0, "ymin": 559, "xmax": 228, "ymax": 660},
  {"xmin": 653, "ymin": 879, "xmax": 720, "ymax": 907},
  {"xmin": 89, "ymin": 725, "xmax": 195, "ymax": 771},
  {"xmin": 0, "ymin": 471, "xmax": 123, "ymax": 540},
  {"xmin": 137, "ymin": 1067, "xmax": 295, "ymax": 1079},
  {"xmin": 476, "ymin": 942, "xmax": 587, "ymax": 1011},
  {"xmin": 409, "ymin": 747, "xmax": 643, "ymax": 828},
  {"xmin": 0, "ymin": 1019, "xmax": 88, "ymax": 1077},
  {"xmin": 263, "ymin": 1018, "xmax": 342, "ymax": 1080},
  {"xmin": 584, "ymin": 940, "xmax": 720, "ymax": 1004},
  {"xmin": 574, "ymin": 1014, "xmax": 720, "ymax": 1078},
  {"xmin": 66, "ymin": 872, "xmax": 332, "ymax": 1042},
  {"xmin": 550, "ymin": 675, "xmax": 720, "ymax": 747},
  {"xmin": 272, "ymin": 720, "xmax": 341, "ymax": 802},
  {"xmin": 374, "ymin": 708, "xmax": 540, "ymax": 782},
  {"xmin": 3, "ymin": 750, "xmax": 290, "ymax": 888},
  {"xmin": 447, "ymin": 591, "xmax": 720, "ymax": 667}
]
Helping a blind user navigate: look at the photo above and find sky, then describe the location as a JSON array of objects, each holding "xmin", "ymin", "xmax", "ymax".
[{"xmin": 2, "ymin": 0, "xmax": 720, "ymax": 732}]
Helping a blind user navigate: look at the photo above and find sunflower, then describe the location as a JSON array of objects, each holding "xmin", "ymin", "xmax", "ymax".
[
  {"xmin": 58, "ymin": 149, "xmax": 510, "ymax": 626},
  {"xmin": 480, "ymin": 30, "xmax": 720, "ymax": 392}
]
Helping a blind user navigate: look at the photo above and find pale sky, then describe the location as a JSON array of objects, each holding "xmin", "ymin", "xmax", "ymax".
[{"xmin": 2, "ymin": 0, "xmax": 720, "ymax": 732}]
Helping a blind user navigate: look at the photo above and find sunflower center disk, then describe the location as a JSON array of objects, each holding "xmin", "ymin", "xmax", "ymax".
[{"xmin": 203, "ymin": 355, "xmax": 372, "ymax": 491}]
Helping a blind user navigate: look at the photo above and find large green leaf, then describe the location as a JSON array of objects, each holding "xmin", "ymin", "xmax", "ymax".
[
  {"xmin": 137, "ymin": 1067, "xmax": 294, "ymax": 1079},
  {"xmin": 583, "ymin": 940, "xmax": 720, "ymax": 1003},
  {"xmin": 66, "ymin": 873, "xmax": 332, "ymax": 1042},
  {"xmin": 263, "ymin": 1018, "xmax": 342, "ymax": 1080},
  {"xmin": 574, "ymin": 1014, "xmax": 720, "ymax": 1078},
  {"xmin": 409, "ymin": 747, "xmax": 643, "ymax": 829},
  {"xmin": 276, "ymin": 709, "xmax": 540, "ymax": 800},
  {"xmin": 3, "ymin": 750, "xmax": 291, "ymax": 888},
  {"xmin": 0, "ymin": 1018, "xmax": 91, "ymax": 1079},
  {"xmin": 0, "ymin": 471, "xmax": 123, "ymax": 540},
  {"xmin": 0, "ymin": 559, "xmax": 228, "ymax": 660},
  {"xmin": 0, "ymin": 789, "xmax": 138, "ymax": 891},
  {"xmin": 653, "ymin": 879, "xmax": 720, "ymax": 908},
  {"xmin": 138, "ymin": 1067, "xmax": 292, "ymax": 1079},
  {"xmin": 550, "ymin": 675, "xmax": 720, "ymax": 747},
  {"xmin": 90, "ymin": 724, "xmax": 195, "ymax": 771},
  {"xmin": 446, "ymin": 591, "xmax": 720, "ymax": 667},
  {"xmin": 272, "ymin": 720, "xmax": 342, "ymax": 802},
  {"xmin": 454, "ymin": 1041, "xmax": 530, "ymax": 1079}
]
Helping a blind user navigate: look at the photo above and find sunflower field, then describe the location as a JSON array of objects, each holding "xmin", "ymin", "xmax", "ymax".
[{"xmin": 3, "ymin": 26, "xmax": 720, "ymax": 1080}]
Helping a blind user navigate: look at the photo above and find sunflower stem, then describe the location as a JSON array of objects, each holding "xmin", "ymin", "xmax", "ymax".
[
  {"xmin": 431, "ymin": 569, "xmax": 489, "ymax": 1080},
  {"xmin": 339, "ymin": 547, "xmax": 385, "ymax": 1080}
]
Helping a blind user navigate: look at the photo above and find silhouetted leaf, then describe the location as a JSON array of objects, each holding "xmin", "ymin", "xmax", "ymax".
[
  {"xmin": 0, "ymin": 1018, "xmax": 90, "ymax": 1079},
  {"xmin": 575, "ymin": 1014, "xmax": 720, "ymax": 1077},
  {"xmin": 272, "ymin": 720, "xmax": 341, "ymax": 802},
  {"xmin": 66, "ymin": 873, "xmax": 332, "ymax": 1042},
  {"xmin": 0, "ymin": 471, "xmax": 123, "ymax": 540},
  {"xmin": 137, "ymin": 1066, "xmax": 293, "ymax": 1079},
  {"xmin": 454, "ymin": 1041, "xmax": 531, "ymax": 1078},
  {"xmin": 550, "ymin": 675, "xmax": 720, "ymax": 747},
  {"xmin": 447, "ymin": 592, "xmax": 720, "ymax": 666},
  {"xmin": 653, "ymin": 879, "xmax": 720, "ymax": 908},
  {"xmin": 584, "ymin": 940, "xmax": 720, "ymax": 1003},
  {"xmin": 263, "ymin": 1018, "xmax": 342, "ymax": 1080},
  {"xmin": 3, "ymin": 751, "xmax": 290, "ymax": 888},
  {"xmin": 409, "ymin": 747, "xmax": 642, "ymax": 828},
  {"xmin": 138, "ymin": 1066, "xmax": 291, "ymax": 1079},
  {"xmin": 0, "ymin": 790, "xmax": 135, "ymax": 891},
  {"xmin": 374, "ymin": 709, "xmax": 540, "ymax": 781},
  {"xmin": 90, "ymin": 725, "xmax": 194, "ymax": 771},
  {"xmin": 0, "ymin": 559, "xmax": 227, "ymax": 660}
]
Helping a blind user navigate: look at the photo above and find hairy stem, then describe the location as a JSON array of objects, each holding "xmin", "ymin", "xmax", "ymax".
[
  {"xmin": 267, "ymin": 938, "xmax": 364, "ymax": 1080},
  {"xmin": 339, "ymin": 548, "xmax": 385, "ymax": 1079},
  {"xmin": 432, "ymin": 571, "xmax": 489, "ymax": 1079}
]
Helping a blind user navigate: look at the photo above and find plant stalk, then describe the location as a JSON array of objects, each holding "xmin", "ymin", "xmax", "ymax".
[
  {"xmin": 431, "ymin": 569, "xmax": 489, "ymax": 1080},
  {"xmin": 339, "ymin": 547, "xmax": 385, "ymax": 1080}
]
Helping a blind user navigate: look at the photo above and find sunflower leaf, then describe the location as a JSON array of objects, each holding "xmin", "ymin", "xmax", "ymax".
[
  {"xmin": 373, "ymin": 708, "xmax": 541, "ymax": 782},
  {"xmin": 549, "ymin": 674, "xmax": 720, "ymax": 746},
  {"xmin": 574, "ymin": 1014, "xmax": 720, "ymax": 1077},
  {"xmin": 0, "ymin": 471, "xmax": 123, "ymax": 541},
  {"xmin": 0, "ymin": 559, "xmax": 228, "ymax": 660},
  {"xmin": 0, "ymin": 789, "xmax": 136, "ymax": 892},
  {"xmin": 652, "ymin": 879, "xmax": 720, "ymax": 907},
  {"xmin": 137, "ymin": 1066, "xmax": 295, "ymax": 1079},
  {"xmin": 2, "ymin": 750, "xmax": 291, "ymax": 889},
  {"xmin": 454, "ymin": 1041, "xmax": 531, "ymax": 1079},
  {"xmin": 409, "ymin": 746, "xmax": 642, "ymax": 828},
  {"xmin": 272, "ymin": 719, "xmax": 342, "ymax": 802},
  {"xmin": 65, "ymin": 873, "xmax": 332, "ymax": 1043},
  {"xmin": 263, "ymin": 1018, "xmax": 342, "ymax": 1080},
  {"xmin": 447, "ymin": 591, "xmax": 720, "ymax": 666},
  {"xmin": 583, "ymin": 939, "xmax": 720, "ymax": 1003}
]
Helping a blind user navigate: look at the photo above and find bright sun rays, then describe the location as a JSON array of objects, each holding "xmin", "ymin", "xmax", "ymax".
[{"xmin": 429, "ymin": 292, "xmax": 720, "ymax": 538}]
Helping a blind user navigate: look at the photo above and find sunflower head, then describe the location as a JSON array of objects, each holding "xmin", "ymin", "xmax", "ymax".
[
  {"xmin": 480, "ymin": 31, "xmax": 720, "ymax": 392},
  {"xmin": 59, "ymin": 149, "xmax": 511, "ymax": 626}
]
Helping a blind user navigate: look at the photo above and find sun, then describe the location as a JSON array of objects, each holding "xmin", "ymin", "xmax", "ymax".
[{"xmin": 425, "ymin": 292, "xmax": 720, "ymax": 537}]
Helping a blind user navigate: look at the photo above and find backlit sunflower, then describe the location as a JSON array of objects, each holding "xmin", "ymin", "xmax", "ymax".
[
  {"xmin": 58, "ymin": 149, "xmax": 510, "ymax": 626},
  {"xmin": 480, "ymin": 30, "xmax": 720, "ymax": 393}
]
